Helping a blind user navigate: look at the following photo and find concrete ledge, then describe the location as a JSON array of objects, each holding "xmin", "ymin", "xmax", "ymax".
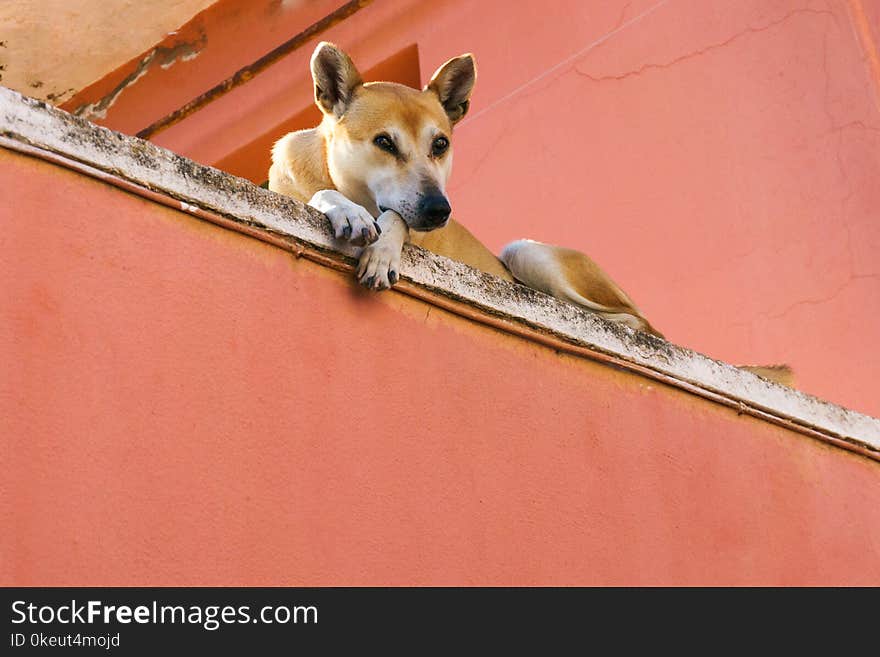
[{"xmin": 2, "ymin": 85, "xmax": 879, "ymax": 459}]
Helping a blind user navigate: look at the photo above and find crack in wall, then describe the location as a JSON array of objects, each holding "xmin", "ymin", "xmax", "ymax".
[
  {"xmin": 814, "ymin": 5, "xmax": 880, "ymax": 330},
  {"xmin": 575, "ymin": 7, "xmax": 834, "ymax": 82},
  {"xmin": 595, "ymin": 3, "xmax": 879, "ymax": 337},
  {"xmin": 763, "ymin": 273, "xmax": 880, "ymax": 322},
  {"xmin": 828, "ymin": 119, "xmax": 880, "ymax": 133},
  {"xmin": 614, "ymin": 3, "xmax": 633, "ymax": 32},
  {"xmin": 457, "ymin": 0, "xmax": 671, "ymax": 128},
  {"xmin": 72, "ymin": 31, "xmax": 207, "ymax": 121}
]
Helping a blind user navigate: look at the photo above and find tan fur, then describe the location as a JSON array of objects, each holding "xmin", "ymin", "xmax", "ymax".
[
  {"xmin": 410, "ymin": 220, "xmax": 514, "ymax": 282},
  {"xmin": 270, "ymin": 129, "xmax": 328, "ymax": 202},
  {"xmin": 499, "ymin": 240, "xmax": 659, "ymax": 335},
  {"xmin": 269, "ymin": 42, "xmax": 793, "ymax": 388},
  {"xmin": 738, "ymin": 365, "xmax": 795, "ymax": 387}
]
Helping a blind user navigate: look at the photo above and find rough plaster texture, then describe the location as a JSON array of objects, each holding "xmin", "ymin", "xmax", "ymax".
[
  {"xmin": 2, "ymin": 85, "xmax": 879, "ymax": 457},
  {"xmin": 0, "ymin": 0, "xmax": 218, "ymax": 105},
  {"xmin": 3, "ymin": 140, "xmax": 880, "ymax": 586}
]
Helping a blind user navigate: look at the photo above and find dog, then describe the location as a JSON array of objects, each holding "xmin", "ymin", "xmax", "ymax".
[{"xmin": 270, "ymin": 42, "xmax": 792, "ymax": 387}]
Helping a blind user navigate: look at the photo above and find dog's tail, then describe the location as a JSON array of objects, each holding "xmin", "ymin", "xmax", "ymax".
[
  {"xmin": 499, "ymin": 239, "xmax": 662, "ymax": 336},
  {"xmin": 500, "ymin": 240, "xmax": 795, "ymax": 388}
]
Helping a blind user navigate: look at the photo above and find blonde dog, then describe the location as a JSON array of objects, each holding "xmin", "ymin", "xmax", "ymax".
[{"xmin": 270, "ymin": 42, "xmax": 792, "ymax": 385}]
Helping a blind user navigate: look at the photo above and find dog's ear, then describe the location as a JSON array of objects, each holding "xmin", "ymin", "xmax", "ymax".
[
  {"xmin": 426, "ymin": 54, "xmax": 476, "ymax": 125},
  {"xmin": 310, "ymin": 42, "xmax": 363, "ymax": 118}
]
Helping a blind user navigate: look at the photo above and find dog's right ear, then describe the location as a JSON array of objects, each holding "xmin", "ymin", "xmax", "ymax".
[
  {"xmin": 427, "ymin": 54, "xmax": 476, "ymax": 125},
  {"xmin": 310, "ymin": 42, "xmax": 363, "ymax": 118}
]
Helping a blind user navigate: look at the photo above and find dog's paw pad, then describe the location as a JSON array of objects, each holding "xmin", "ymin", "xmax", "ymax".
[{"xmin": 356, "ymin": 243, "xmax": 400, "ymax": 292}]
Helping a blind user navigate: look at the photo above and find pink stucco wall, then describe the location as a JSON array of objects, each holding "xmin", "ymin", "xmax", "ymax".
[
  {"xmin": 2, "ymin": 145, "xmax": 879, "ymax": 585},
  {"xmin": 63, "ymin": 0, "xmax": 880, "ymax": 419}
]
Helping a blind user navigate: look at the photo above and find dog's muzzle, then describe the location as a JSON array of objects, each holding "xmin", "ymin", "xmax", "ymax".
[{"xmin": 379, "ymin": 194, "xmax": 451, "ymax": 232}]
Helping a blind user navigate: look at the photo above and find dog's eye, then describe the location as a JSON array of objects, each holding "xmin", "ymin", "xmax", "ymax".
[
  {"xmin": 373, "ymin": 134, "xmax": 397, "ymax": 154},
  {"xmin": 432, "ymin": 136, "xmax": 449, "ymax": 157}
]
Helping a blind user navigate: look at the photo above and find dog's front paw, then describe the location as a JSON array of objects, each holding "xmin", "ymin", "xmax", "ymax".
[
  {"xmin": 356, "ymin": 241, "xmax": 402, "ymax": 291},
  {"xmin": 308, "ymin": 190, "xmax": 382, "ymax": 246},
  {"xmin": 326, "ymin": 204, "xmax": 382, "ymax": 246}
]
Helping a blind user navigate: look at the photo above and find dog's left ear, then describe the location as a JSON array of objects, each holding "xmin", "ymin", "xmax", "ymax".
[{"xmin": 426, "ymin": 54, "xmax": 476, "ymax": 125}]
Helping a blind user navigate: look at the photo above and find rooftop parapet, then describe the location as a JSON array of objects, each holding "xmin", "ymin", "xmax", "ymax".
[{"xmin": 2, "ymin": 85, "xmax": 878, "ymax": 462}]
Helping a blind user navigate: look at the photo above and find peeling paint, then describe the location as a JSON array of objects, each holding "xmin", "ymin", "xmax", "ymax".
[
  {"xmin": 135, "ymin": 0, "xmax": 372, "ymax": 139},
  {"xmin": 45, "ymin": 88, "xmax": 76, "ymax": 104},
  {"xmin": 72, "ymin": 32, "xmax": 207, "ymax": 121}
]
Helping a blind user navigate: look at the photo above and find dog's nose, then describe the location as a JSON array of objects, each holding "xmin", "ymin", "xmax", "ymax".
[{"xmin": 419, "ymin": 195, "xmax": 451, "ymax": 225}]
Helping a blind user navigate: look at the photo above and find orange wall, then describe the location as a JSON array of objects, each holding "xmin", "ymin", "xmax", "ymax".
[
  {"xmin": 3, "ymin": 147, "xmax": 880, "ymax": 585},
  {"xmin": 63, "ymin": 0, "xmax": 880, "ymax": 419}
]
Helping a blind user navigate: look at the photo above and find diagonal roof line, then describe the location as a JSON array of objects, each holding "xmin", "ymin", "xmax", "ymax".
[{"xmin": 2, "ymin": 85, "xmax": 879, "ymax": 462}]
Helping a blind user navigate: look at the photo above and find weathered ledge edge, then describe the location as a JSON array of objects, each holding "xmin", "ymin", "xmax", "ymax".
[{"xmin": 2, "ymin": 86, "xmax": 879, "ymax": 456}]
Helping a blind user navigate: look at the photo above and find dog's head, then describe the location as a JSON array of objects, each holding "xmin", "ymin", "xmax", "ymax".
[{"xmin": 310, "ymin": 42, "xmax": 475, "ymax": 231}]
